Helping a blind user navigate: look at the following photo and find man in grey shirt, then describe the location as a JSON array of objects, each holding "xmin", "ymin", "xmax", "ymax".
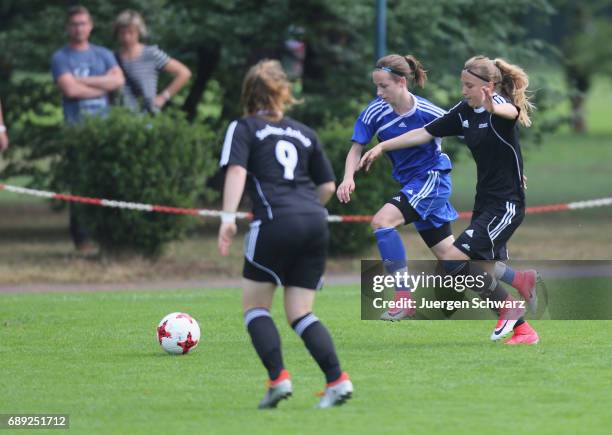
[{"xmin": 50, "ymin": 5, "xmax": 125, "ymax": 250}]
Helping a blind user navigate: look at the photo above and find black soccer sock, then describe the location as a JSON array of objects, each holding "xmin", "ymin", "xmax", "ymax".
[
  {"xmin": 244, "ymin": 308, "xmax": 284, "ymax": 381},
  {"xmin": 443, "ymin": 261, "xmax": 508, "ymax": 314},
  {"xmin": 291, "ymin": 313, "xmax": 342, "ymax": 384}
]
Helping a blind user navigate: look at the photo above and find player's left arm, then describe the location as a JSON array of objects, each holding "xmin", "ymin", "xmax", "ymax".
[
  {"xmin": 155, "ymin": 59, "xmax": 192, "ymax": 109},
  {"xmin": 218, "ymin": 164, "xmax": 247, "ymax": 256},
  {"xmin": 481, "ymin": 87, "xmax": 518, "ymax": 120}
]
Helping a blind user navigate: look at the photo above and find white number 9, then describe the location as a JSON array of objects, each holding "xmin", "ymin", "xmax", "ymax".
[{"xmin": 275, "ymin": 140, "xmax": 298, "ymax": 180}]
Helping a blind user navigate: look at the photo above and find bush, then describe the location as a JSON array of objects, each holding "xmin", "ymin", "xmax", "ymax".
[
  {"xmin": 51, "ymin": 108, "xmax": 218, "ymax": 257},
  {"xmin": 318, "ymin": 117, "xmax": 462, "ymax": 255}
]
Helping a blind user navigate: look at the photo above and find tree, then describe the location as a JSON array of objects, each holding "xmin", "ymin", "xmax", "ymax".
[
  {"xmin": 1, "ymin": 0, "xmax": 558, "ymax": 254},
  {"xmin": 554, "ymin": 0, "xmax": 612, "ymax": 133}
]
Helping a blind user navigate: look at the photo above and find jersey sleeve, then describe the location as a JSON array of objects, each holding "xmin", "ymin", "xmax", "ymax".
[
  {"xmin": 219, "ymin": 119, "xmax": 251, "ymax": 168},
  {"xmin": 491, "ymin": 94, "xmax": 519, "ymax": 127},
  {"xmin": 50, "ymin": 51, "xmax": 70, "ymax": 81},
  {"xmin": 309, "ymin": 135, "xmax": 336, "ymax": 185},
  {"xmin": 148, "ymin": 45, "xmax": 171, "ymax": 70},
  {"xmin": 350, "ymin": 101, "xmax": 382, "ymax": 145},
  {"xmin": 424, "ymin": 101, "xmax": 464, "ymax": 138}
]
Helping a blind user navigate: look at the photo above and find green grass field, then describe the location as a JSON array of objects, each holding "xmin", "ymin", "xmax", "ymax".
[{"xmin": 2, "ymin": 285, "xmax": 611, "ymax": 434}]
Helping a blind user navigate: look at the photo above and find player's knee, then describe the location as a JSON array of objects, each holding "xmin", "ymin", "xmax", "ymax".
[
  {"xmin": 371, "ymin": 213, "xmax": 394, "ymax": 230},
  {"xmin": 285, "ymin": 307, "xmax": 311, "ymax": 325}
]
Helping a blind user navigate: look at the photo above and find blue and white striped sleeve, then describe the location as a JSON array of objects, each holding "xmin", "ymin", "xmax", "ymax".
[
  {"xmin": 351, "ymin": 99, "xmax": 385, "ymax": 145},
  {"xmin": 417, "ymin": 99, "xmax": 447, "ymax": 124}
]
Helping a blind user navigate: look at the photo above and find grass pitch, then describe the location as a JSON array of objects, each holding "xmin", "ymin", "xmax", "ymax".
[{"xmin": 1, "ymin": 285, "xmax": 611, "ymax": 434}]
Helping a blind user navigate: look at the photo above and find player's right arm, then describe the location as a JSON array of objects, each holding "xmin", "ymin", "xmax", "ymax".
[
  {"xmin": 360, "ymin": 101, "xmax": 465, "ymax": 171},
  {"xmin": 56, "ymin": 73, "xmax": 106, "ymax": 99},
  {"xmin": 359, "ymin": 128, "xmax": 433, "ymax": 172},
  {"xmin": 218, "ymin": 164, "xmax": 247, "ymax": 256},
  {"xmin": 218, "ymin": 119, "xmax": 251, "ymax": 256},
  {"xmin": 336, "ymin": 142, "xmax": 364, "ymax": 203}
]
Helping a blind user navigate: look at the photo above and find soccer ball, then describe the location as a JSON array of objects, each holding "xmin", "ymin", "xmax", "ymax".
[{"xmin": 157, "ymin": 312, "xmax": 201, "ymax": 355}]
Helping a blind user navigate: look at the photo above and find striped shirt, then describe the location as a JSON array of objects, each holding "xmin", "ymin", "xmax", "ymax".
[{"xmin": 118, "ymin": 45, "xmax": 170, "ymax": 112}]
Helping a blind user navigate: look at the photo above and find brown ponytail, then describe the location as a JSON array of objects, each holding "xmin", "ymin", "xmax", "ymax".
[
  {"xmin": 374, "ymin": 54, "xmax": 427, "ymax": 89},
  {"xmin": 404, "ymin": 55, "xmax": 427, "ymax": 88},
  {"xmin": 241, "ymin": 59, "xmax": 298, "ymax": 117}
]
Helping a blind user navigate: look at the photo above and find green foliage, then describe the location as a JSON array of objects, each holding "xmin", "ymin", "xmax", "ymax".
[
  {"xmin": 52, "ymin": 109, "xmax": 217, "ymax": 257},
  {"xmin": 0, "ymin": 0, "xmax": 566, "ymax": 256}
]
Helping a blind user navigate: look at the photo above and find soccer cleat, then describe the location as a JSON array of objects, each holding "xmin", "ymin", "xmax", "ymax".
[
  {"xmin": 317, "ymin": 372, "xmax": 353, "ymax": 409},
  {"xmin": 258, "ymin": 369, "xmax": 292, "ymax": 409},
  {"xmin": 490, "ymin": 296, "xmax": 525, "ymax": 341},
  {"xmin": 380, "ymin": 290, "xmax": 415, "ymax": 321},
  {"xmin": 513, "ymin": 269, "xmax": 539, "ymax": 314},
  {"xmin": 505, "ymin": 322, "xmax": 539, "ymax": 345}
]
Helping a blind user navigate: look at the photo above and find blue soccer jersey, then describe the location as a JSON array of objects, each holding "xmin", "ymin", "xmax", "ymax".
[{"xmin": 352, "ymin": 94, "xmax": 451, "ymax": 185}]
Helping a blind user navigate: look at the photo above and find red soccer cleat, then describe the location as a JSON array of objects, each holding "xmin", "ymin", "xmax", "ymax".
[
  {"xmin": 490, "ymin": 296, "xmax": 525, "ymax": 341},
  {"xmin": 505, "ymin": 322, "xmax": 539, "ymax": 345},
  {"xmin": 380, "ymin": 290, "xmax": 415, "ymax": 321},
  {"xmin": 512, "ymin": 270, "xmax": 539, "ymax": 313}
]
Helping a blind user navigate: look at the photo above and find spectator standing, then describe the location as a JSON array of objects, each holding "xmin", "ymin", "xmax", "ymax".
[
  {"xmin": 50, "ymin": 5, "xmax": 125, "ymax": 251},
  {"xmin": 114, "ymin": 10, "xmax": 191, "ymax": 113}
]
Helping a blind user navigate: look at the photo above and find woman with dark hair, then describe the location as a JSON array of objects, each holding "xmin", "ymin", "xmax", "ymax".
[{"xmin": 338, "ymin": 54, "xmax": 458, "ymax": 321}]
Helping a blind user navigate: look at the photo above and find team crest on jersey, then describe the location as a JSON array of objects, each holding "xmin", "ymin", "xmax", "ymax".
[
  {"xmin": 462, "ymin": 119, "xmax": 469, "ymax": 128},
  {"xmin": 465, "ymin": 229, "xmax": 474, "ymax": 238}
]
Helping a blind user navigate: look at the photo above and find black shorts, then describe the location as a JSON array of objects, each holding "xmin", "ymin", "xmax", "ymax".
[
  {"xmin": 454, "ymin": 200, "xmax": 525, "ymax": 260},
  {"xmin": 243, "ymin": 214, "xmax": 328, "ymax": 289}
]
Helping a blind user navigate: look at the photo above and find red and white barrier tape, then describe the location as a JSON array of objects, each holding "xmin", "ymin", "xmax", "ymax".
[{"xmin": 1, "ymin": 183, "xmax": 611, "ymax": 223}]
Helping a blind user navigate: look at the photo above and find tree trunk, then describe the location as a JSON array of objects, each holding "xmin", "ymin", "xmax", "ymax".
[
  {"xmin": 567, "ymin": 65, "xmax": 590, "ymax": 134},
  {"xmin": 182, "ymin": 45, "xmax": 221, "ymax": 122}
]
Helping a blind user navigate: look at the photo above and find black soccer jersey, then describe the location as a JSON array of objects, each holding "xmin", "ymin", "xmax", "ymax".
[
  {"xmin": 424, "ymin": 94, "xmax": 525, "ymax": 208},
  {"xmin": 219, "ymin": 115, "xmax": 336, "ymax": 221}
]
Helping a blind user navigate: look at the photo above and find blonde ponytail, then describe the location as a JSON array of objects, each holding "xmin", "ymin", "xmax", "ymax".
[{"xmin": 493, "ymin": 58, "xmax": 535, "ymax": 127}]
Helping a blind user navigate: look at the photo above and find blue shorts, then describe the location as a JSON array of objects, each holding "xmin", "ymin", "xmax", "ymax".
[{"xmin": 395, "ymin": 169, "xmax": 458, "ymax": 231}]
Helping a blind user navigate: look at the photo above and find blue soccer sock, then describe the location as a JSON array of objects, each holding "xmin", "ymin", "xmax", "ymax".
[{"xmin": 374, "ymin": 227, "xmax": 410, "ymax": 292}]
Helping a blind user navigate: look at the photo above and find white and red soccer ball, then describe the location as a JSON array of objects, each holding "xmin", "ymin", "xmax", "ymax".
[{"xmin": 157, "ymin": 312, "xmax": 201, "ymax": 355}]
